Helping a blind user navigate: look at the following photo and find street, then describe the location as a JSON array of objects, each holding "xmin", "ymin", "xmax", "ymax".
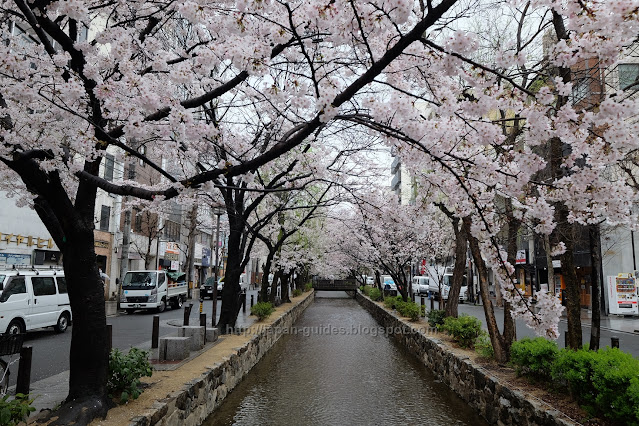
[{"xmin": 6, "ymin": 290, "xmax": 260, "ymax": 387}]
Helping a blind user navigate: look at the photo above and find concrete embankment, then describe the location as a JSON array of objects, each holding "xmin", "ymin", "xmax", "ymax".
[
  {"xmin": 89, "ymin": 291, "xmax": 315, "ymax": 426},
  {"xmin": 355, "ymin": 293, "xmax": 576, "ymax": 426}
]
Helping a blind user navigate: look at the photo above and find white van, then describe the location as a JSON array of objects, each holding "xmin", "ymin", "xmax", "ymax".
[
  {"xmin": 0, "ymin": 269, "xmax": 71, "ymax": 334},
  {"xmin": 411, "ymin": 276, "xmax": 430, "ymax": 295}
]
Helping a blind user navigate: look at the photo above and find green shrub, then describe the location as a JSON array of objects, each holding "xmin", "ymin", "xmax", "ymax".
[
  {"xmin": 420, "ymin": 304, "xmax": 426, "ymax": 317},
  {"xmin": 369, "ymin": 288, "xmax": 382, "ymax": 301},
  {"xmin": 397, "ymin": 302, "xmax": 420, "ymax": 321},
  {"xmin": 475, "ymin": 331, "xmax": 494, "ymax": 358},
  {"xmin": 0, "ymin": 393, "xmax": 35, "ymax": 425},
  {"xmin": 384, "ymin": 296, "xmax": 396, "ymax": 309},
  {"xmin": 304, "ymin": 282, "xmax": 312, "ymax": 292},
  {"xmin": 292, "ymin": 288, "xmax": 302, "ymax": 297},
  {"xmin": 552, "ymin": 347, "xmax": 639, "ymax": 424},
  {"xmin": 108, "ymin": 348, "xmax": 153, "ymax": 403},
  {"xmin": 440, "ymin": 314, "xmax": 482, "ymax": 348},
  {"xmin": 427, "ymin": 309, "xmax": 446, "ymax": 328},
  {"xmin": 360, "ymin": 285, "xmax": 372, "ymax": 296},
  {"xmin": 510, "ymin": 337, "xmax": 558, "ymax": 380},
  {"xmin": 251, "ymin": 301, "xmax": 275, "ymax": 321}
]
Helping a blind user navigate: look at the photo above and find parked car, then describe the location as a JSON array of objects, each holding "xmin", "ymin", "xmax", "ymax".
[
  {"xmin": 381, "ymin": 275, "xmax": 398, "ymax": 296},
  {"xmin": 411, "ymin": 276, "xmax": 429, "ymax": 295},
  {"xmin": 0, "ymin": 268, "xmax": 71, "ymax": 334},
  {"xmin": 202, "ymin": 277, "xmax": 217, "ymax": 299},
  {"xmin": 365, "ymin": 276, "xmax": 374, "ymax": 286},
  {"xmin": 429, "ymin": 273, "xmax": 468, "ymax": 302}
]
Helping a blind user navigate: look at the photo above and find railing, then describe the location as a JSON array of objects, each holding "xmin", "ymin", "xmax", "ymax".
[{"xmin": 313, "ymin": 279, "xmax": 358, "ymax": 291}]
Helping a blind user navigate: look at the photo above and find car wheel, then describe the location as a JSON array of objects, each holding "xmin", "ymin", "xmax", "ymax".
[
  {"xmin": 176, "ymin": 296, "xmax": 184, "ymax": 308},
  {"xmin": 6, "ymin": 319, "xmax": 24, "ymax": 335},
  {"xmin": 157, "ymin": 299, "xmax": 166, "ymax": 313},
  {"xmin": 54, "ymin": 312, "xmax": 70, "ymax": 333}
]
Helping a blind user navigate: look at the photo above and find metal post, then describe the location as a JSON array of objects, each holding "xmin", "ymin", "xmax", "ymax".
[
  {"xmin": 200, "ymin": 313, "xmax": 206, "ymax": 327},
  {"xmin": 152, "ymin": 316, "xmax": 160, "ymax": 349},
  {"xmin": 612, "ymin": 336, "xmax": 620, "ymax": 349},
  {"xmin": 421, "ymin": 297, "xmax": 425, "ymax": 316},
  {"xmin": 430, "ymin": 297, "xmax": 434, "ymax": 311},
  {"xmin": 212, "ymin": 285, "xmax": 218, "ymax": 327},
  {"xmin": 250, "ymin": 294, "xmax": 254, "ymax": 308},
  {"xmin": 16, "ymin": 346, "xmax": 32, "ymax": 395},
  {"xmin": 242, "ymin": 292, "xmax": 247, "ymax": 313},
  {"xmin": 107, "ymin": 324, "xmax": 112, "ymax": 355}
]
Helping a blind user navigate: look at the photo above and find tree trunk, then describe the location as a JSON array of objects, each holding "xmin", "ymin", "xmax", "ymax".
[
  {"xmin": 464, "ymin": 218, "xmax": 509, "ymax": 363},
  {"xmin": 543, "ymin": 234, "xmax": 556, "ymax": 295},
  {"xmin": 185, "ymin": 205, "xmax": 198, "ymax": 297},
  {"xmin": 259, "ymin": 251, "xmax": 275, "ymax": 302},
  {"xmin": 557, "ymin": 207, "xmax": 583, "ymax": 349},
  {"xmin": 269, "ymin": 270, "xmax": 282, "ymax": 304},
  {"xmin": 589, "ymin": 224, "xmax": 602, "ymax": 351},
  {"xmin": 446, "ymin": 218, "xmax": 467, "ymax": 318},
  {"xmin": 503, "ymin": 198, "xmax": 519, "ymax": 346},
  {"xmin": 216, "ymin": 215, "xmax": 243, "ymax": 334},
  {"xmin": 281, "ymin": 271, "xmax": 291, "ymax": 303}
]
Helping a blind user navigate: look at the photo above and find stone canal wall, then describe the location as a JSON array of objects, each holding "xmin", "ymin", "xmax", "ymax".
[
  {"xmin": 130, "ymin": 291, "xmax": 315, "ymax": 426},
  {"xmin": 356, "ymin": 293, "xmax": 575, "ymax": 426}
]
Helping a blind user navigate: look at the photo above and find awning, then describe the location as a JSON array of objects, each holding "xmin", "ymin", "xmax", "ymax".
[{"xmin": 167, "ymin": 271, "xmax": 186, "ymax": 281}]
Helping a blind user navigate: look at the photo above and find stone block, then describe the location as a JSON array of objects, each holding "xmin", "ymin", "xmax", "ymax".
[
  {"xmin": 206, "ymin": 327, "xmax": 219, "ymax": 343},
  {"xmin": 160, "ymin": 336, "xmax": 191, "ymax": 361},
  {"xmin": 179, "ymin": 326, "xmax": 206, "ymax": 351}
]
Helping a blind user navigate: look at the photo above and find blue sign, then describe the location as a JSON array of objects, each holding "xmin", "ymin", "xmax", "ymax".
[
  {"xmin": 0, "ymin": 253, "xmax": 32, "ymax": 266},
  {"xmin": 202, "ymin": 247, "xmax": 211, "ymax": 267}
]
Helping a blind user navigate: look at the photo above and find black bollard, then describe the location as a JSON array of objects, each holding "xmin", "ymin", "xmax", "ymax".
[
  {"xmin": 16, "ymin": 346, "xmax": 32, "ymax": 395},
  {"xmin": 430, "ymin": 297, "xmax": 434, "ymax": 311},
  {"xmin": 107, "ymin": 324, "xmax": 112, "ymax": 355},
  {"xmin": 612, "ymin": 336, "xmax": 620, "ymax": 349},
  {"xmin": 152, "ymin": 315, "xmax": 160, "ymax": 349},
  {"xmin": 242, "ymin": 292, "xmax": 247, "ymax": 313},
  {"xmin": 184, "ymin": 303, "xmax": 193, "ymax": 326},
  {"xmin": 421, "ymin": 297, "xmax": 426, "ymax": 316},
  {"xmin": 250, "ymin": 294, "xmax": 254, "ymax": 308},
  {"xmin": 200, "ymin": 313, "xmax": 206, "ymax": 327}
]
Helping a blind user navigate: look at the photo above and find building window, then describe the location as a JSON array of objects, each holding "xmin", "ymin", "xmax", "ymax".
[
  {"xmin": 139, "ymin": 145, "xmax": 146, "ymax": 167},
  {"xmin": 133, "ymin": 208, "xmax": 142, "ymax": 232},
  {"xmin": 103, "ymin": 154, "xmax": 114, "ymax": 181},
  {"xmin": 164, "ymin": 220, "xmax": 180, "ymax": 241},
  {"xmin": 99, "ymin": 205, "xmax": 110, "ymax": 232},
  {"xmin": 619, "ymin": 64, "xmax": 639, "ymax": 91},
  {"xmin": 571, "ymin": 78, "xmax": 590, "ymax": 104}
]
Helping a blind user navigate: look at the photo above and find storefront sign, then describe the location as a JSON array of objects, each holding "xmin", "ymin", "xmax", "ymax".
[
  {"xmin": 0, "ymin": 232, "xmax": 53, "ymax": 249},
  {"xmin": 515, "ymin": 250, "xmax": 527, "ymax": 265},
  {"xmin": 552, "ymin": 260, "xmax": 561, "ymax": 268},
  {"xmin": 170, "ymin": 260, "xmax": 179, "ymax": 270},
  {"xmin": 95, "ymin": 240, "xmax": 109, "ymax": 249}
]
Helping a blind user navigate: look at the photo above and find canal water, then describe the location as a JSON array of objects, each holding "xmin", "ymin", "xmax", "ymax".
[{"xmin": 204, "ymin": 292, "xmax": 487, "ymax": 425}]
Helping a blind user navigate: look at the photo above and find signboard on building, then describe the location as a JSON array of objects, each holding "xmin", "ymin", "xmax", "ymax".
[
  {"xmin": 515, "ymin": 250, "xmax": 527, "ymax": 265},
  {"xmin": 0, "ymin": 253, "xmax": 31, "ymax": 266},
  {"xmin": 202, "ymin": 247, "xmax": 211, "ymax": 267},
  {"xmin": 170, "ymin": 260, "xmax": 179, "ymax": 271}
]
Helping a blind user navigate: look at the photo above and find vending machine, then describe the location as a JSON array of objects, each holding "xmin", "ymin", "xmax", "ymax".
[{"xmin": 607, "ymin": 274, "xmax": 638, "ymax": 315}]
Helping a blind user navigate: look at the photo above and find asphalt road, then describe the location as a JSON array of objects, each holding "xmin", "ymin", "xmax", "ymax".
[{"xmin": 6, "ymin": 289, "xmax": 260, "ymax": 387}]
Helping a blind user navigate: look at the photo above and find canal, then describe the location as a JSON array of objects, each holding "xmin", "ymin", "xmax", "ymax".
[{"xmin": 204, "ymin": 292, "xmax": 487, "ymax": 425}]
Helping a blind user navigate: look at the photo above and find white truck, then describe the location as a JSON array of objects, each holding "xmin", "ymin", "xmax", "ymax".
[{"xmin": 120, "ymin": 270, "xmax": 187, "ymax": 314}]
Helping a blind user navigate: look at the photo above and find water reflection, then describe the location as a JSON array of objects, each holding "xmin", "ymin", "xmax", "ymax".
[{"xmin": 204, "ymin": 292, "xmax": 486, "ymax": 426}]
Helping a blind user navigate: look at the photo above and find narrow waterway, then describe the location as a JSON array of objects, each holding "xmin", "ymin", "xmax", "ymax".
[{"xmin": 204, "ymin": 292, "xmax": 487, "ymax": 425}]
